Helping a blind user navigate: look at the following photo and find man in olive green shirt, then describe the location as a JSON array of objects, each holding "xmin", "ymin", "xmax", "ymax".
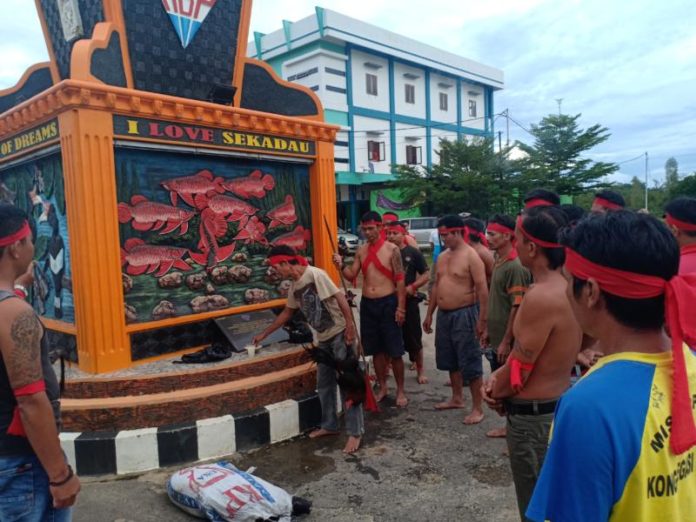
[{"xmin": 483, "ymin": 214, "xmax": 531, "ymax": 437}]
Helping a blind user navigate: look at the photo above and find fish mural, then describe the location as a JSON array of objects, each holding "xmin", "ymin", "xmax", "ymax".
[
  {"xmin": 118, "ymin": 195, "xmax": 195, "ymax": 235},
  {"xmin": 266, "ymin": 195, "xmax": 297, "ymax": 229},
  {"xmin": 116, "ymin": 150, "xmax": 314, "ymax": 323},
  {"xmin": 271, "ymin": 226, "xmax": 312, "ymax": 251},
  {"xmin": 120, "ymin": 238, "xmax": 193, "ymax": 277},
  {"xmin": 161, "ymin": 169, "xmax": 225, "ymax": 207},
  {"xmin": 233, "ymin": 215, "xmax": 268, "ymax": 245},
  {"xmin": 194, "ymin": 192, "xmax": 258, "ymax": 229},
  {"xmin": 190, "ymin": 208, "xmax": 236, "ymax": 266},
  {"xmin": 223, "ymin": 170, "xmax": 275, "ymax": 199}
]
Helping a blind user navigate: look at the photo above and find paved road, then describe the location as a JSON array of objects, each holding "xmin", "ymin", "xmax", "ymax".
[{"xmin": 74, "ymin": 304, "xmax": 519, "ymax": 521}]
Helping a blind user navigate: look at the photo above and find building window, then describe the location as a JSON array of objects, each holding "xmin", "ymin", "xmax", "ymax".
[
  {"xmin": 368, "ymin": 141, "xmax": 385, "ymax": 162},
  {"xmin": 405, "ymin": 84, "xmax": 415, "ymax": 104},
  {"xmin": 406, "ymin": 145, "xmax": 422, "ymax": 165},
  {"xmin": 469, "ymin": 99, "xmax": 477, "ymax": 118},
  {"xmin": 366, "ymin": 73, "xmax": 378, "ymax": 95},
  {"xmin": 439, "ymin": 92, "xmax": 448, "ymax": 111}
]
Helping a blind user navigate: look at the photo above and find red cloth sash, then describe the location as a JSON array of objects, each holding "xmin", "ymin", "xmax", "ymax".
[
  {"xmin": 0, "ymin": 221, "xmax": 31, "ymax": 247},
  {"xmin": 361, "ymin": 237, "xmax": 403, "ymax": 282},
  {"xmin": 516, "ymin": 215, "xmax": 561, "ymax": 249},
  {"xmin": 7, "ymin": 380, "xmax": 46, "ymax": 437},
  {"xmin": 666, "ymin": 214, "xmax": 696, "ymax": 232},
  {"xmin": 593, "ymin": 197, "xmax": 623, "ymax": 210},
  {"xmin": 565, "ymin": 248, "xmax": 696, "ymax": 454},
  {"xmin": 268, "ymin": 255, "xmax": 308, "ymax": 266}
]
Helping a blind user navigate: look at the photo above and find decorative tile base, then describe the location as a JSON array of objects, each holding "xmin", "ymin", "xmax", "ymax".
[{"xmin": 60, "ymin": 394, "xmax": 321, "ymax": 476}]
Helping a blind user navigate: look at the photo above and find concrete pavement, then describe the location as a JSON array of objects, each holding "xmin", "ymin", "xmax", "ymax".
[{"xmin": 74, "ymin": 305, "xmax": 519, "ymax": 521}]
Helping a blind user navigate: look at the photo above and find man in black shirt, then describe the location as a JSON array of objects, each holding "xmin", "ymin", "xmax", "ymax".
[{"xmin": 386, "ymin": 221, "xmax": 430, "ymax": 384}]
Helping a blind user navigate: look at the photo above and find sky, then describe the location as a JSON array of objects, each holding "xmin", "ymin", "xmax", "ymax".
[{"xmin": 2, "ymin": 0, "xmax": 695, "ymax": 185}]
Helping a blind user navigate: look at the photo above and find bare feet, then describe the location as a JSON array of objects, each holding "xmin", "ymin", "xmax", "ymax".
[
  {"xmin": 463, "ymin": 409, "xmax": 484, "ymax": 425},
  {"xmin": 434, "ymin": 400, "xmax": 466, "ymax": 410},
  {"xmin": 486, "ymin": 426, "xmax": 507, "ymax": 438},
  {"xmin": 375, "ymin": 386, "xmax": 389, "ymax": 402},
  {"xmin": 417, "ymin": 374, "xmax": 429, "ymax": 385},
  {"xmin": 396, "ymin": 393, "xmax": 408, "ymax": 408},
  {"xmin": 409, "ymin": 362, "xmax": 417, "ymax": 371},
  {"xmin": 343, "ymin": 436, "xmax": 361, "ymax": 454},
  {"xmin": 309, "ymin": 428, "xmax": 340, "ymax": 439}
]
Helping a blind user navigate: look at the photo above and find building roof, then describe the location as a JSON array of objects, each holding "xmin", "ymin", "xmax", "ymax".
[{"xmin": 248, "ymin": 7, "xmax": 504, "ymax": 90}]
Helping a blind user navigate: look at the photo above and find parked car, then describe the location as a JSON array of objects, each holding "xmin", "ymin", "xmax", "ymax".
[
  {"xmin": 338, "ymin": 227, "xmax": 360, "ymax": 254},
  {"xmin": 403, "ymin": 217, "xmax": 439, "ymax": 250}
]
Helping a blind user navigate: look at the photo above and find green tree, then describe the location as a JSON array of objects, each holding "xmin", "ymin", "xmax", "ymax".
[
  {"xmin": 673, "ymin": 174, "xmax": 696, "ymax": 198},
  {"xmin": 392, "ymin": 137, "xmax": 518, "ymax": 217},
  {"xmin": 665, "ymin": 157, "xmax": 679, "ymax": 198},
  {"xmin": 516, "ymin": 113, "xmax": 617, "ymax": 195}
]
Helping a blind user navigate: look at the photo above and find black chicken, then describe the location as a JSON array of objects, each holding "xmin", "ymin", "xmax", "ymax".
[{"xmin": 304, "ymin": 346, "xmax": 367, "ymax": 408}]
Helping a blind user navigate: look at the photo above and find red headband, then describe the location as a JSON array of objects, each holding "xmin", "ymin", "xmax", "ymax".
[
  {"xmin": 565, "ymin": 247, "xmax": 696, "ymax": 455},
  {"xmin": 386, "ymin": 224, "xmax": 407, "ymax": 235},
  {"xmin": 487, "ymin": 223, "xmax": 514, "ymax": 236},
  {"xmin": 593, "ymin": 197, "xmax": 623, "ymax": 211},
  {"xmin": 472, "ymin": 230, "xmax": 489, "ymax": 248},
  {"xmin": 361, "ymin": 220, "xmax": 382, "ymax": 227},
  {"xmin": 666, "ymin": 213, "xmax": 696, "ymax": 232},
  {"xmin": 516, "ymin": 215, "xmax": 561, "ymax": 249},
  {"xmin": 525, "ymin": 198, "xmax": 554, "ymax": 209},
  {"xmin": 0, "ymin": 221, "xmax": 31, "ymax": 247},
  {"xmin": 438, "ymin": 226, "xmax": 468, "ymax": 235},
  {"xmin": 267, "ymin": 255, "xmax": 308, "ymax": 267}
]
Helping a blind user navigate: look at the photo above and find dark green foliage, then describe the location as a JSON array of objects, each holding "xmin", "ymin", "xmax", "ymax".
[
  {"xmin": 515, "ymin": 113, "xmax": 617, "ymax": 195},
  {"xmin": 392, "ymin": 137, "xmax": 520, "ymax": 217}
]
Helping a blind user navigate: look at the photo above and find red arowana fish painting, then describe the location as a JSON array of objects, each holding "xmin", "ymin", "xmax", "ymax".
[
  {"xmin": 161, "ymin": 170, "xmax": 225, "ymax": 207},
  {"xmin": 233, "ymin": 216, "xmax": 268, "ymax": 245},
  {"xmin": 271, "ymin": 226, "xmax": 311, "ymax": 251},
  {"xmin": 120, "ymin": 238, "xmax": 192, "ymax": 277},
  {"xmin": 118, "ymin": 195, "xmax": 195, "ymax": 235},
  {"xmin": 223, "ymin": 170, "xmax": 275, "ymax": 199},
  {"xmin": 189, "ymin": 208, "xmax": 236, "ymax": 266},
  {"xmin": 193, "ymin": 192, "xmax": 259, "ymax": 229},
  {"xmin": 266, "ymin": 195, "xmax": 297, "ymax": 229}
]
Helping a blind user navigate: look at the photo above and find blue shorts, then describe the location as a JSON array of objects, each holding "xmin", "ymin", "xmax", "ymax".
[
  {"xmin": 0, "ymin": 453, "xmax": 72, "ymax": 522},
  {"xmin": 360, "ymin": 294, "xmax": 405, "ymax": 358},
  {"xmin": 435, "ymin": 304, "xmax": 483, "ymax": 383}
]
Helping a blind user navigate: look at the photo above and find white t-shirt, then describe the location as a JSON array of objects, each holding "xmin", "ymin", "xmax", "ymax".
[{"xmin": 429, "ymin": 229, "xmax": 439, "ymax": 245}]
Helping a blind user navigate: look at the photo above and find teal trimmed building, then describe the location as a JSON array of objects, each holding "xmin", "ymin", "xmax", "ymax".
[{"xmin": 248, "ymin": 8, "xmax": 504, "ymax": 231}]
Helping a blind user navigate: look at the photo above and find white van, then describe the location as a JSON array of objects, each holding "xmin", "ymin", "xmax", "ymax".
[{"xmin": 403, "ymin": 217, "xmax": 439, "ymax": 250}]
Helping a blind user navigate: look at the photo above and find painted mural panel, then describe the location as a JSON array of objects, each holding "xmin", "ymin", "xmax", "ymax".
[
  {"xmin": 115, "ymin": 148, "xmax": 312, "ymax": 324},
  {"xmin": 371, "ymin": 188, "xmax": 422, "ymax": 218},
  {"xmin": 0, "ymin": 153, "xmax": 74, "ymax": 322}
]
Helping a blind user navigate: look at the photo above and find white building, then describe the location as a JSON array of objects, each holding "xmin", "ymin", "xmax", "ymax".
[{"xmin": 248, "ymin": 7, "xmax": 504, "ymax": 231}]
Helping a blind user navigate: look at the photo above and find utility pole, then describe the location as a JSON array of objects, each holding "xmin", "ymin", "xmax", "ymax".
[
  {"xmin": 644, "ymin": 151, "xmax": 649, "ymax": 211},
  {"xmin": 498, "ymin": 131, "xmax": 502, "ymax": 153},
  {"xmin": 504, "ymin": 108, "xmax": 510, "ymax": 147}
]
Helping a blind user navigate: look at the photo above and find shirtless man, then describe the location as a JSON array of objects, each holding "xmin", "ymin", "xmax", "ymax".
[
  {"xmin": 482, "ymin": 205, "xmax": 582, "ymax": 521},
  {"xmin": 333, "ymin": 211, "xmax": 408, "ymax": 407},
  {"xmin": 424, "ymin": 215, "xmax": 489, "ymax": 424},
  {"xmin": 463, "ymin": 217, "xmax": 494, "ymax": 283}
]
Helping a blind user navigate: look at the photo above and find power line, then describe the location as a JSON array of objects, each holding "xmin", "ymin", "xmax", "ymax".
[{"xmin": 335, "ymin": 113, "xmax": 507, "ymax": 135}]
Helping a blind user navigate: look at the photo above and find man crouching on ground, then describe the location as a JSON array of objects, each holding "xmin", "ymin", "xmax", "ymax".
[
  {"xmin": 333, "ymin": 211, "xmax": 408, "ymax": 407},
  {"xmin": 253, "ymin": 246, "xmax": 363, "ymax": 454}
]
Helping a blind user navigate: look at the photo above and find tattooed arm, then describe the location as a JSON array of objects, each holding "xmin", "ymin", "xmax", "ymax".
[
  {"xmin": 390, "ymin": 245, "xmax": 406, "ymax": 325},
  {"xmin": 0, "ymin": 300, "xmax": 80, "ymax": 507}
]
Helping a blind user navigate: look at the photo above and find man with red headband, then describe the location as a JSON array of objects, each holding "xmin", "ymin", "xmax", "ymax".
[
  {"xmin": 382, "ymin": 212, "xmax": 418, "ymax": 248},
  {"xmin": 665, "ymin": 196, "xmax": 696, "ymax": 275},
  {"xmin": 424, "ymin": 214, "xmax": 489, "ymax": 424},
  {"xmin": 481, "ymin": 214, "xmax": 531, "ymax": 439},
  {"xmin": 463, "ymin": 217, "xmax": 494, "ymax": 283},
  {"xmin": 386, "ymin": 221, "xmax": 430, "ymax": 384},
  {"xmin": 482, "ymin": 206, "xmax": 582, "ymax": 521},
  {"xmin": 523, "ymin": 189, "xmax": 560, "ymax": 209},
  {"xmin": 591, "ymin": 189, "xmax": 626, "ymax": 213},
  {"xmin": 252, "ymin": 245, "xmax": 363, "ymax": 453},
  {"xmin": 0, "ymin": 204, "xmax": 80, "ymax": 519},
  {"xmin": 333, "ymin": 211, "xmax": 408, "ymax": 407},
  {"xmin": 527, "ymin": 210, "xmax": 696, "ymax": 521}
]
